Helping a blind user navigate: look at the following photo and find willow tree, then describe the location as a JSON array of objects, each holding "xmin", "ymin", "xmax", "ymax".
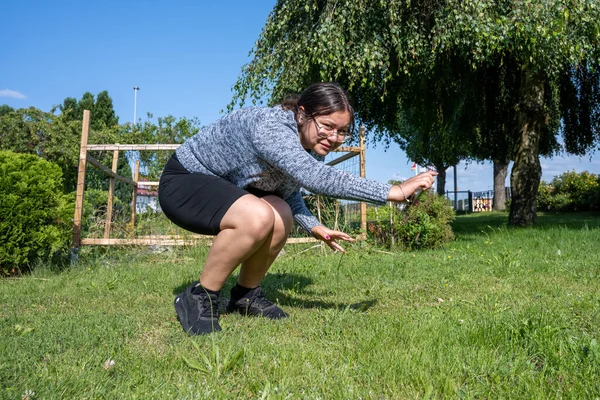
[
  {"xmin": 394, "ymin": 56, "xmax": 478, "ymax": 195},
  {"xmin": 468, "ymin": 55, "xmax": 562, "ymax": 211},
  {"xmin": 232, "ymin": 0, "xmax": 600, "ymax": 226}
]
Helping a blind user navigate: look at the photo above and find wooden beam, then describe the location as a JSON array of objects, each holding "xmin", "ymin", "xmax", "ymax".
[
  {"xmin": 137, "ymin": 181, "xmax": 160, "ymax": 187},
  {"xmin": 87, "ymin": 144, "xmax": 180, "ymax": 151},
  {"xmin": 359, "ymin": 126, "xmax": 367, "ymax": 238},
  {"xmin": 86, "ymin": 154, "xmax": 137, "ymax": 186},
  {"xmin": 286, "ymin": 237, "xmax": 319, "ymax": 244},
  {"xmin": 131, "ymin": 160, "xmax": 140, "ymax": 228},
  {"xmin": 81, "ymin": 236, "xmax": 318, "ymax": 246},
  {"xmin": 104, "ymin": 148, "xmax": 119, "ymax": 239},
  {"xmin": 135, "ymin": 235, "xmax": 212, "ymax": 240},
  {"xmin": 82, "ymin": 238, "xmax": 201, "ymax": 246},
  {"xmin": 72, "ymin": 110, "xmax": 90, "ymax": 250},
  {"xmin": 326, "ymin": 151, "xmax": 359, "ymax": 167},
  {"xmin": 335, "ymin": 146, "xmax": 360, "ymax": 153},
  {"xmin": 133, "ymin": 234, "xmax": 317, "ymax": 243}
]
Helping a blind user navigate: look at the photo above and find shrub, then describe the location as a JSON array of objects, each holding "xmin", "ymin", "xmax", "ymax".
[
  {"xmin": 367, "ymin": 192, "xmax": 455, "ymax": 250},
  {"xmin": 0, "ymin": 151, "xmax": 72, "ymax": 275},
  {"xmin": 537, "ymin": 170, "xmax": 600, "ymax": 212}
]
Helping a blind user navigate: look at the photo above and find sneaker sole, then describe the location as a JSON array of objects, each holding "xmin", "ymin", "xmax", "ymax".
[{"xmin": 226, "ymin": 300, "xmax": 288, "ymax": 319}]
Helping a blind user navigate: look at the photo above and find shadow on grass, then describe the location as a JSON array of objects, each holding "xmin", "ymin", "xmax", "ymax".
[
  {"xmin": 452, "ymin": 210, "xmax": 600, "ymax": 238},
  {"xmin": 173, "ymin": 272, "xmax": 378, "ymax": 312},
  {"xmin": 264, "ymin": 272, "xmax": 378, "ymax": 312}
]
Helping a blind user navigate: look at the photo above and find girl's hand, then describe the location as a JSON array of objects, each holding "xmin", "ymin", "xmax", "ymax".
[
  {"xmin": 389, "ymin": 171, "xmax": 438, "ymax": 202},
  {"xmin": 311, "ymin": 225, "xmax": 355, "ymax": 252}
]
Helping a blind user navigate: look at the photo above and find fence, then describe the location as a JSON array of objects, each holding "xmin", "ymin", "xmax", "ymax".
[
  {"xmin": 444, "ymin": 188, "xmax": 511, "ymax": 212},
  {"xmin": 71, "ymin": 110, "xmax": 367, "ymax": 257}
]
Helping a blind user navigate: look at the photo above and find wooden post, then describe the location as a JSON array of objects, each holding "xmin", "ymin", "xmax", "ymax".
[
  {"xmin": 131, "ymin": 160, "xmax": 140, "ymax": 228},
  {"xmin": 389, "ymin": 201, "xmax": 395, "ymax": 247},
  {"xmin": 71, "ymin": 110, "xmax": 91, "ymax": 262},
  {"xmin": 359, "ymin": 126, "xmax": 367, "ymax": 239},
  {"xmin": 316, "ymin": 195, "xmax": 322, "ymax": 223},
  {"xmin": 104, "ymin": 148, "xmax": 119, "ymax": 238}
]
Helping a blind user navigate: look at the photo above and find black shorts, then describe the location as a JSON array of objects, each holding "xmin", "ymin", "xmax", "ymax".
[{"xmin": 158, "ymin": 154, "xmax": 274, "ymax": 235}]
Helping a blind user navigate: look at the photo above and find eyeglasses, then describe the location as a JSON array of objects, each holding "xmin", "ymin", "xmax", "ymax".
[{"xmin": 313, "ymin": 118, "xmax": 351, "ymax": 143}]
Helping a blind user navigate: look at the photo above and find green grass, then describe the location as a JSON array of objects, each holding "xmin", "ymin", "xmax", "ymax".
[{"xmin": 2, "ymin": 212, "xmax": 600, "ymax": 399}]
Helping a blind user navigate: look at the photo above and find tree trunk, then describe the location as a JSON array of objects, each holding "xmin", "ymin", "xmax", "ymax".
[
  {"xmin": 492, "ymin": 159, "xmax": 509, "ymax": 211},
  {"xmin": 509, "ymin": 67, "xmax": 546, "ymax": 226},
  {"xmin": 435, "ymin": 165, "xmax": 446, "ymax": 196}
]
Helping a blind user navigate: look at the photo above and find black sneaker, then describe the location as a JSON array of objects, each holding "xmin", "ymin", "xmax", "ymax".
[
  {"xmin": 174, "ymin": 282, "xmax": 221, "ymax": 335},
  {"xmin": 226, "ymin": 286, "xmax": 288, "ymax": 319}
]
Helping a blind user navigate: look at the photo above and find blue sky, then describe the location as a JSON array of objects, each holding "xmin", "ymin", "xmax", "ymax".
[{"xmin": 3, "ymin": 1, "xmax": 599, "ymax": 192}]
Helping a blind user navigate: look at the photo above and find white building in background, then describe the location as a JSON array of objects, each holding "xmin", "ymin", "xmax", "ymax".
[{"xmin": 136, "ymin": 179, "xmax": 160, "ymax": 213}]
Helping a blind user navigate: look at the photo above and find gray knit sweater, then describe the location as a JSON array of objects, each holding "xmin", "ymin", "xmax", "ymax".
[{"xmin": 175, "ymin": 106, "xmax": 392, "ymax": 233}]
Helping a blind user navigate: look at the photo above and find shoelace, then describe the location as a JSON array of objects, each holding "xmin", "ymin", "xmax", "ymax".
[
  {"xmin": 246, "ymin": 288, "xmax": 273, "ymax": 309},
  {"xmin": 198, "ymin": 295, "xmax": 219, "ymax": 317}
]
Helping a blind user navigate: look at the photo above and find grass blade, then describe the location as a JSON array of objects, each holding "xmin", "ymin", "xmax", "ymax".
[
  {"xmin": 181, "ymin": 355, "xmax": 210, "ymax": 374},
  {"xmin": 190, "ymin": 340, "xmax": 202, "ymax": 354},
  {"xmin": 223, "ymin": 348, "xmax": 245, "ymax": 373}
]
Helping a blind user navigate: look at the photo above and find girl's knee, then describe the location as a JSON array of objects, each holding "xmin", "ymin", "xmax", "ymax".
[
  {"xmin": 222, "ymin": 195, "xmax": 275, "ymax": 239},
  {"xmin": 241, "ymin": 201, "xmax": 276, "ymax": 240},
  {"xmin": 263, "ymin": 196, "xmax": 293, "ymax": 233}
]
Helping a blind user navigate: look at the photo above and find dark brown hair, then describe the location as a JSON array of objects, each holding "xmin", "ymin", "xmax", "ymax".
[{"xmin": 282, "ymin": 82, "xmax": 355, "ymax": 132}]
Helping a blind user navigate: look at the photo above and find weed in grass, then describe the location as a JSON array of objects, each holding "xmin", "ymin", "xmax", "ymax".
[
  {"xmin": 86, "ymin": 277, "xmax": 119, "ymax": 292},
  {"xmin": 484, "ymin": 250, "xmax": 522, "ymax": 278},
  {"xmin": 257, "ymin": 379, "xmax": 293, "ymax": 400},
  {"xmin": 335, "ymin": 251, "xmax": 345, "ymax": 292},
  {"xmin": 13, "ymin": 324, "xmax": 34, "ymax": 336},
  {"xmin": 181, "ymin": 339, "xmax": 244, "ymax": 378}
]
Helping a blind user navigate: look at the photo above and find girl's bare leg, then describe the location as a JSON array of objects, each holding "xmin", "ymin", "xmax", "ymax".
[
  {"xmin": 237, "ymin": 195, "xmax": 293, "ymax": 288},
  {"xmin": 198, "ymin": 194, "xmax": 292, "ymax": 291}
]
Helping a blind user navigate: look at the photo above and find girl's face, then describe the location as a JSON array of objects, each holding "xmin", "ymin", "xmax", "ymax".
[{"xmin": 298, "ymin": 109, "xmax": 352, "ymax": 156}]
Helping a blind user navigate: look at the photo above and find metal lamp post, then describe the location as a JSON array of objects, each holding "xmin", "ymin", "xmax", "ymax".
[{"xmin": 133, "ymin": 86, "xmax": 140, "ymax": 123}]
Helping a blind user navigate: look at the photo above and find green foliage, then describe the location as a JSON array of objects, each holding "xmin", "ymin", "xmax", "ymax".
[
  {"xmin": 0, "ymin": 100, "xmax": 198, "ymax": 195},
  {"xmin": 0, "ymin": 104, "xmax": 13, "ymax": 117},
  {"xmin": 395, "ymin": 64, "xmax": 470, "ymax": 173},
  {"xmin": 231, "ymin": 0, "xmax": 600, "ymax": 132},
  {"xmin": 131, "ymin": 114, "xmax": 201, "ymax": 180},
  {"xmin": 57, "ymin": 91, "xmax": 119, "ymax": 130},
  {"xmin": 0, "ymin": 107, "xmax": 82, "ymax": 192},
  {"xmin": 0, "ymin": 151, "xmax": 71, "ymax": 275},
  {"xmin": 92, "ymin": 91, "xmax": 119, "ymax": 129},
  {"xmin": 537, "ymin": 170, "xmax": 600, "ymax": 211},
  {"xmin": 367, "ymin": 192, "xmax": 455, "ymax": 250},
  {"xmin": 0, "ymin": 106, "xmax": 127, "ymax": 193},
  {"xmin": 57, "ymin": 97, "xmax": 78, "ymax": 121},
  {"xmin": 79, "ymin": 92, "xmax": 95, "ymax": 118}
]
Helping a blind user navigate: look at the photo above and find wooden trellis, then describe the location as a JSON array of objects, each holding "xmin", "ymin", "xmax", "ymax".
[{"xmin": 71, "ymin": 110, "xmax": 367, "ymax": 253}]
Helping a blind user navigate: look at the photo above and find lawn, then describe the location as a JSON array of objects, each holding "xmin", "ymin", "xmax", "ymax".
[{"xmin": 2, "ymin": 212, "xmax": 600, "ymax": 399}]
